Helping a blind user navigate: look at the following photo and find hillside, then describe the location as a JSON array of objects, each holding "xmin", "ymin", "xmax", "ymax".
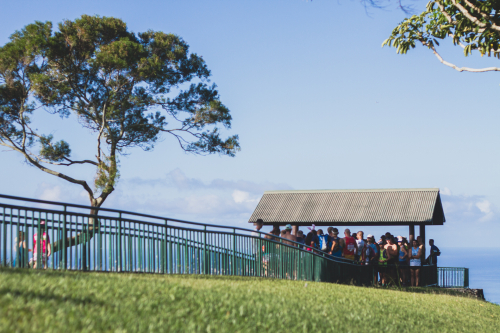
[{"xmin": 0, "ymin": 268, "xmax": 498, "ymax": 332}]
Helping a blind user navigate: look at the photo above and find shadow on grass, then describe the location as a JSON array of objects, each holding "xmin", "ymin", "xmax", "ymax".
[
  {"xmin": 378, "ymin": 285, "xmax": 484, "ymax": 299},
  {"xmin": 0, "ymin": 288, "xmax": 104, "ymax": 306},
  {"xmin": 0, "ymin": 267, "xmax": 84, "ymax": 279}
]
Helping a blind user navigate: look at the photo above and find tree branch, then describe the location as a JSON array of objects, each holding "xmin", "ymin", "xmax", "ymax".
[
  {"xmin": 450, "ymin": 0, "xmax": 500, "ymax": 33},
  {"xmin": 420, "ymin": 38, "xmax": 500, "ymax": 72},
  {"xmin": 0, "ymin": 139, "xmax": 95, "ymax": 198},
  {"xmin": 435, "ymin": 0, "xmax": 456, "ymax": 25},
  {"xmin": 462, "ymin": 0, "xmax": 500, "ymax": 32}
]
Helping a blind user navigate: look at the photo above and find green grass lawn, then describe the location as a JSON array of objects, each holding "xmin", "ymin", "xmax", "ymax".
[{"xmin": 0, "ymin": 268, "xmax": 498, "ymax": 332}]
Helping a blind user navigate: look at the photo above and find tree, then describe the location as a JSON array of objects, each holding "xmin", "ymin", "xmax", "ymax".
[
  {"xmin": 0, "ymin": 15, "xmax": 239, "ymax": 254},
  {"xmin": 382, "ymin": 0, "xmax": 500, "ymax": 73}
]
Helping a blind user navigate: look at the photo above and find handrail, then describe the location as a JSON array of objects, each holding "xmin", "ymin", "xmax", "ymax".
[
  {"xmin": 0, "ymin": 194, "xmax": 327, "ymax": 255},
  {"xmin": 0, "ymin": 194, "xmax": 456, "ymax": 287},
  {"xmin": 437, "ymin": 267, "xmax": 469, "ymax": 288},
  {"xmin": 0, "ymin": 193, "xmax": 260, "ymax": 234}
]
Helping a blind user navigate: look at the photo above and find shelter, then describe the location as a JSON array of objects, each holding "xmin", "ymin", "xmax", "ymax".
[{"xmin": 248, "ymin": 188, "xmax": 445, "ymax": 244}]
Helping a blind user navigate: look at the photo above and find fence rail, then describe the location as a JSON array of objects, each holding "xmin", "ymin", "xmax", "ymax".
[
  {"xmin": 0, "ymin": 194, "xmax": 458, "ymax": 288},
  {"xmin": 438, "ymin": 267, "xmax": 469, "ymax": 288}
]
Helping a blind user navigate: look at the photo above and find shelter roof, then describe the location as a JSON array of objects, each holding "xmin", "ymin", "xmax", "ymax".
[{"xmin": 248, "ymin": 188, "xmax": 445, "ymax": 226}]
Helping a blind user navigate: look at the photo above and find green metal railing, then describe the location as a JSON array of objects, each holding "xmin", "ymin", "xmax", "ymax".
[
  {"xmin": 0, "ymin": 194, "xmax": 456, "ymax": 288},
  {"xmin": 0, "ymin": 194, "xmax": 378, "ymax": 285},
  {"xmin": 438, "ymin": 267, "xmax": 469, "ymax": 288}
]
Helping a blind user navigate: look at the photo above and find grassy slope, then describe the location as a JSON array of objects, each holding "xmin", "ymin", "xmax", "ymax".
[{"xmin": 0, "ymin": 268, "xmax": 498, "ymax": 333}]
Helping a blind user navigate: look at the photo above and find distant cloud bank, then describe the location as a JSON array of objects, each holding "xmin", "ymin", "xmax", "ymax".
[{"xmin": 32, "ymin": 178, "xmax": 500, "ymax": 246}]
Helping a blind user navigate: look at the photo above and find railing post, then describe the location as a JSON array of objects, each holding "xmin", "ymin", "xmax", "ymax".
[
  {"xmin": 203, "ymin": 226, "xmax": 207, "ymax": 274},
  {"xmin": 464, "ymin": 268, "xmax": 469, "ymax": 288},
  {"xmin": 82, "ymin": 216, "xmax": 88, "ymax": 272},
  {"xmin": 1, "ymin": 207, "xmax": 5, "ymax": 267},
  {"xmin": 36, "ymin": 217, "xmax": 41, "ymax": 269},
  {"xmin": 184, "ymin": 235, "xmax": 188, "ymax": 274},
  {"xmin": 62, "ymin": 206, "xmax": 67, "ymax": 270},
  {"xmin": 98, "ymin": 217, "xmax": 102, "ymax": 271},
  {"xmin": 118, "ymin": 212, "xmax": 122, "ymax": 272},
  {"xmin": 163, "ymin": 220, "xmax": 168, "ymax": 274},
  {"xmin": 232, "ymin": 229, "xmax": 236, "ymax": 275}
]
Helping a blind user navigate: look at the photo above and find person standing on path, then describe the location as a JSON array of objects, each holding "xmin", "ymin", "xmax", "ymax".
[
  {"xmin": 409, "ymin": 239, "xmax": 422, "ymax": 286},
  {"xmin": 355, "ymin": 231, "xmax": 365, "ymax": 262},
  {"xmin": 283, "ymin": 224, "xmax": 297, "ymax": 246},
  {"xmin": 13, "ymin": 231, "xmax": 27, "ymax": 268},
  {"xmin": 296, "ymin": 230, "xmax": 305, "ymax": 249},
  {"xmin": 428, "ymin": 239, "xmax": 441, "ymax": 265},
  {"xmin": 397, "ymin": 236, "xmax": 408, "ymax": 286},
  {"xmin": 328, "ymin": 227, "xmax": 343, "ymax": 258},
  {"xmin": 378, "ymin": 237, "xmax": 388, "ymax": 286},
  {"xmin": 251, "ymin": 219, "xmax": 264, "ymax": 276},
  {"xmin": 384, "ymin": 235, "xmax": 398, "ymax": 285},
  {"xmin": 342, "ymin": 229, "xmax": 357, "ymax": 261},
  {"xmin": 31, "ymin": 221, "xmax": 51, "ymax": 269}
]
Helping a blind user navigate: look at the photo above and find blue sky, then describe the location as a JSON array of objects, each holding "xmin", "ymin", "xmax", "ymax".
[{"xmin": 1, "ymin": 0, "xmax": 499, "ymax": 247}]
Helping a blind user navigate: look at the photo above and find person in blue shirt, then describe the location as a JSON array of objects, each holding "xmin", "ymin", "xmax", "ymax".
[{"xmin": 428, "ymin": 239, "xmax": 441, "ymax": 265}]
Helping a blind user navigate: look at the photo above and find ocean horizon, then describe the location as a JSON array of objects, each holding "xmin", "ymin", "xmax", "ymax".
[{"xmin": 439, "ymin": 247, "xmax": 499, "ymax": 305}]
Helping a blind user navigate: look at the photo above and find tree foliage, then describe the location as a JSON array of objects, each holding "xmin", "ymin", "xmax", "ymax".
[
  {"xmin": 383, "ymin": 0, "xmax": 500, "ymax": 73},
  {"xmin": 0, "ymin": 15, "xmax": 240, "ymax": 208}
]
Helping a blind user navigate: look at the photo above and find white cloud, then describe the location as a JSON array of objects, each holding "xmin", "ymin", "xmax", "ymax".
[
  {"xmin": 232, "ymin": 190, "xmax": 258, "ymax": 204},
  {"xmin": 126, "ymin": 168, "xmax": 292, "ymax": 194},
  {"xmin": 441, "ymin": 193, "xmax": 496, "ymax": 224},
  {"xmin": 37, "ymin": 183, "xmax": 62, "ymax": 201},
  {"xmin": 98, "ymin": 169, "xmax": 293, "ymax": 227},
  {"xmin": 476, "ymin": 200, "xmax": 491, "ymax": 214},
  {"xmin": 441, "ymin": 187, "xmax": 452, "ymax": 196}
]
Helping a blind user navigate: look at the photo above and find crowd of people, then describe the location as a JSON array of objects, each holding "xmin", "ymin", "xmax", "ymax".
[{"xmin": 253, "ymin": 220, "xmax": 441, "ymax": 287}]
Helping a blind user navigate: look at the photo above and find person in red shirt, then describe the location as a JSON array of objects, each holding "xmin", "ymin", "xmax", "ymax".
[
  {"xmin": 29, "ymin": 220, "xmax": 51, "ymax": 269},
  {"xmin": 342, "ymin": 228, "xmax": 357, "ymax": 261}
]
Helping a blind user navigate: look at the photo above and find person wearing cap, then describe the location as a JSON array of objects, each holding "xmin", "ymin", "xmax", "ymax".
[
  {"xmin": 366, "ymin": 234, "xmax": 378, "ymax": 261},
  {"xmin": 281, "ymin": 224, "xmax": 297, "ymax": 279},
  {"xmin": 328, "ymin": 227, "xmax": 342, "ymax": 258},
  {"xmin": 283, "ymin": 224, "xmax": 297, "ymax": 246},
  {"xmin": 30, "ymin": 220, "xmax": 51, "ymax": 269},
  {"xmin": 362, "ymin": 234, "xmax": 376, "ymax": 264},
  {"xmin": 364, "ymin": 235, "xmax": 378, "ymax": 284},
  {"xmin": 377, "ymin": 236, "xmax": 388, "ymax": 286}
]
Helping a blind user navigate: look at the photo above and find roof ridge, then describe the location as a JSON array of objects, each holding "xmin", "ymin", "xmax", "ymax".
[{"xmin": 264, "ymin": 188, "xmax": 440, "ymax": 194}]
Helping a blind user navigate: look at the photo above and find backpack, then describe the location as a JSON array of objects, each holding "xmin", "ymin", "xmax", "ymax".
[{"xmin": 319, "ymin": 235, "xmax": 328, "ymax": 251}]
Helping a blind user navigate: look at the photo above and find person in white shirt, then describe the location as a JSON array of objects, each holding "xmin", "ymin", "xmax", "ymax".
[{"xmin": 355, "ymin": 231, "xmax": 365, "ymax": 262}]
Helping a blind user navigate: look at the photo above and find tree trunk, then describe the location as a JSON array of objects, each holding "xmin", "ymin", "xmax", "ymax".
[{"xmin": 52, "ymin": 202, "xmax": 102, "ymax": 254}]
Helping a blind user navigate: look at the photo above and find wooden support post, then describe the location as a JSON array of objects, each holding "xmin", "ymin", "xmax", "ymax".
[
  {"xmin": 292, "ymin": 225, "xmax": 298, "ymax": 236},
  {"xmin": 419, "ymin": 224, "xmax": 426, "ymax": 246},
  {"xmin": 419, "ymin": 223, "xmax": 426, "ymax": 260},
  {"xmin": 409, "ymin": 224, "xmax": 415, "ymax": 244}
]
